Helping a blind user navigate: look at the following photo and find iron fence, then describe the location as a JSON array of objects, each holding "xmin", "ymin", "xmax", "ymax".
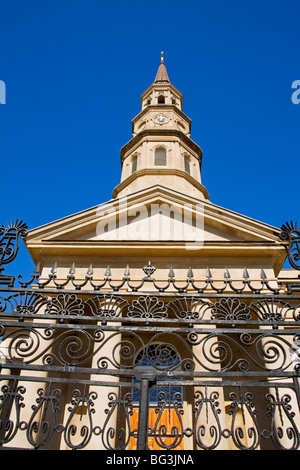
[{"xmin": 0, "ymin": 221, "xmax": 300, "ymax": 450}]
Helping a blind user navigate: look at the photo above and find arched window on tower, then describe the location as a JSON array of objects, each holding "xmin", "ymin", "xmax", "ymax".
[
  {"xmin": 132, "ymin": 155, "xmax": 137, "ymax": 173},
  {"xmin": 154, "ymin": 147, "xmax": 167, "ymax": 166},
  {"xmin": 158, "ymin": 95, "xmax": 165, "ymax": 104},
  {"xmin": 184, "ymin": 155, "xmax": 191, "ymax": 175}
]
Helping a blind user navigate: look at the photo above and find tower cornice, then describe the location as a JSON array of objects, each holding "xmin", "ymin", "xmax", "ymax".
[
  {"xmin": 120, "ymin": 129, "xmax": 203, "ymax": 163},
  {"xmin": 112, "ymin": 168, "xmax": 209, "ymax": 199},
  {"xmin": 131, "ymin": 104, "xmax": 191, "ymax": 129}
]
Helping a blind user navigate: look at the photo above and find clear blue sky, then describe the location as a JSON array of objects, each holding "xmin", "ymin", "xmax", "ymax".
[{"xmin": 0, "ymin": 0, "xmax": 299, "ymax": 278}]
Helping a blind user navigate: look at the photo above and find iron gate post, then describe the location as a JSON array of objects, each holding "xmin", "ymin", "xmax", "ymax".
[
  {"xmin": 137, "ymin": 378, "xmax": 150, "ymax": 450},
  {"xmin": 293, "ymin": 375, "xmax": 300, "ymax": 413},
  {"xmin": 136, "ymin": 374, "xmax": 156, "ymax": 450}
]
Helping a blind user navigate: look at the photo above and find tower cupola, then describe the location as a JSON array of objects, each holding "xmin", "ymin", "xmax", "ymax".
[{"xmin": 140, "ymin": 52, "xmax": 183, "ymax": 111}]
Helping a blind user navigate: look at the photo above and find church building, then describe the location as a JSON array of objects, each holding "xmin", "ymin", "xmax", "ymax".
[
  {"xmin": 0, "ymin": 54, "xmax": 299, "ymax": 451},
  {"xmin": 25, "ymin": 53, "xmax": 286, "ymax": 289}
]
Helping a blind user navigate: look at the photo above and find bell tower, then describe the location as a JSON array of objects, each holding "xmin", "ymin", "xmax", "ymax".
[{"xmin": 112, "ymin": 53, "xmax": 209, "ymax": 200}]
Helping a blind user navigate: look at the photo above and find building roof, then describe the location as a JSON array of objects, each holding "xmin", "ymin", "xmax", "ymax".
[{"xmin": 154, "ymin": 52, "xmax": 170, "ymax": 82}]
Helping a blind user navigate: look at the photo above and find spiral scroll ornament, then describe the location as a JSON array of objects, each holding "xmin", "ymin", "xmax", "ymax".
[
  {"xmin": 0, "ymin": 220, "xmax": 28, "ymax": 286},
  {"xmin": 280, "ymin": 221, "xmax": 300, "ymax": 270}
]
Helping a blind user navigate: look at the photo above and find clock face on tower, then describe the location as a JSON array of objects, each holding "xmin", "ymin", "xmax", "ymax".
[{"xmin": 153, "ymin": 114, "xmax": 169, "ymax": 125}]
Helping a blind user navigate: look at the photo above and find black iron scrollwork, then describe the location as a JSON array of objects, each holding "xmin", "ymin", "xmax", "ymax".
[
  {"xmin": 0, "ymin": 220, "xmax": 28, "ymax": 286},
  {"xmin": 0, "ymin": 217, "xmax": 300, "ymax": 450},
  {"xmin": 280, "ymin": 221, "xmax": 300, "ymax": 270}
]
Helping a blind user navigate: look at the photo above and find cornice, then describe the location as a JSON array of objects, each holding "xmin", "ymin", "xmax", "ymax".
[
  {"xmin": 112, "ymin": 168, "xmax": 209, "ymax": 199},
  {"xmin": 131, "ymin": 105, "xmax": 191, "ymax": 126},
  {"xmin": 140, "ymin": 81, "xmax": 183, "ymax": 100},
  {"xmin": 26, "ymin": 240, "xmax": 286, "ymax": 276},
  {"xmin": 120, "ymin": 129, "xmax": 203, "ymax": 162}
]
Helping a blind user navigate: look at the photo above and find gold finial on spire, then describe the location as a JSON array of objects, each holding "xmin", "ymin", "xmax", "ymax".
[{"xmin": 161, "ymin": 51, "xmax": 164, "ymax": 63}]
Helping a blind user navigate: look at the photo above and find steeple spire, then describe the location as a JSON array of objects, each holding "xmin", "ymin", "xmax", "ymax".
[{"xmin": 154, "ymin": 51, "xmax": 170, "ymax": 83}]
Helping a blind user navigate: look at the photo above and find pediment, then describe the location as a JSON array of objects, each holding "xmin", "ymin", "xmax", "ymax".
[{"xmin": 25, "ymin": 186, "xmax": 281, "ymax": 246}]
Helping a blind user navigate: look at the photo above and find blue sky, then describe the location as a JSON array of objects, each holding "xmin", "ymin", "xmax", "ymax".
[{"xmin": 0, "ymin": 0, "xmax": 299, "ymax": 279}]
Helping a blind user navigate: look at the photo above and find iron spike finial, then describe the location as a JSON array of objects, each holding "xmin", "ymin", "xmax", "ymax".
[
  {"xmin": 105, "ymin": 266, "xmax": 111, "ymax": 278},
  {"xmin": 34, "ymin": 261, "xmax": 40, "ymax": 274},
  {"xmin": 69, "ymin": 262, "xmax": 76, "ymax": 275},
  {"xmin": 243, "ymin": 267, "xmax": 250, "ymax": 280},
  {"xmin": 206, "ymin": 267, "xmax": 212, "ymax": 279},
  {"xmin": 187, "ymin": 267, "xmax": 194, "ymax": 279},
  {"xmin": 87, "ymin": 263, "xmax": 93, "ymax": 276},
  {"xmin": 168, "ymin": 266, "xmax": 175, "ymax": 279},
  {"xmin": 224, "ymin": 267, "xmax": 231, "ymax": 279},
  {"xmin": 51, "ymin": 262, "xmax": 57, "ymax": 275},
  {"xmin": 124, "ymin": 265, "xmax": 130, "ymax": 277},
  {"xmin": 261, "ymin": 268, "xmax": 267, "ymax": 280}
]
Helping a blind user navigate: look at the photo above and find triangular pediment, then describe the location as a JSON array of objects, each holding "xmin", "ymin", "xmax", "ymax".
[{"xmin": 25, "ymin": 185, "xmax": 281, "ymax": 246}]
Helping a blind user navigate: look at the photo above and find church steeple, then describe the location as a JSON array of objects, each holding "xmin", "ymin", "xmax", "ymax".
[{"xmin": 112, "ymin": 54, "xmax": 209, "ymax": 201}]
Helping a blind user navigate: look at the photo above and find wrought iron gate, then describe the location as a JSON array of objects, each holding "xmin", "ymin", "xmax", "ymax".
[{"xmin": 0, "ymin": 221, "xmax": 300, "ymax": 450}]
